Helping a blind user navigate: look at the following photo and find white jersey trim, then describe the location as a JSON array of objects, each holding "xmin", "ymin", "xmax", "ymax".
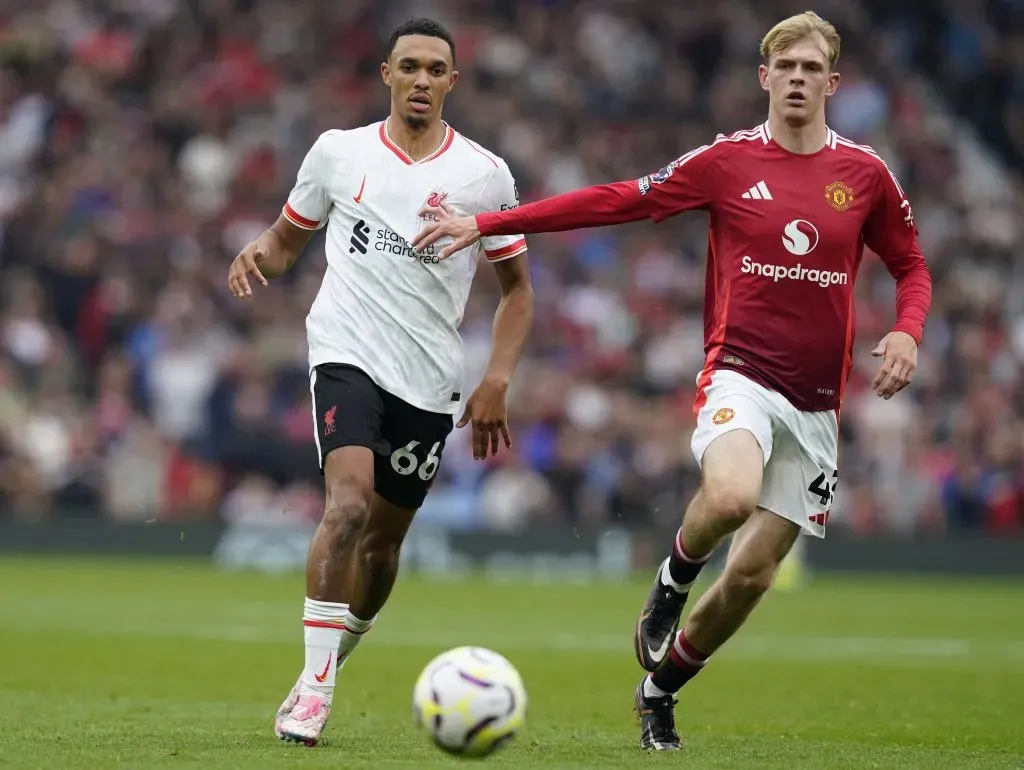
[
  {"xmin": 761, "ymin": 120, "xmax": 837, "ymax": 151},
  {"xmin": 671, "ymin": 126, "xmax": 764, "ymax": 171},
  {"xmin": 833, "ymin": 134, "xmax": 906, "ymax": 198}
]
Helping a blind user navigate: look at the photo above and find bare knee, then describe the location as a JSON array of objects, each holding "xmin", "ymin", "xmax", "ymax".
[
  {"xmin": 702, "ymin": 484, "xmax": 759, "ymax": 530},
  {"xmin": 322, "ymin": 476, "xmax": 374, "ymax": 548},
  {"xmin": 721, "ymin": 558, "xmax": 775, "ymax": 603},
  {"xmin": 720, "ymin": 508, "xmax": 798, "ymax": 602},
  {"xmin": 321, "ymin": 500, "xmax": 369, "ymax": 552}
]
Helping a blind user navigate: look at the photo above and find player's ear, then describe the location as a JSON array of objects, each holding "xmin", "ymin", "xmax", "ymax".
[
  {"xmin": 381, "ymin": 61, "xmax": 392, "ymax": 87},
  {"xmin": 825, "ymin": 71, "xmax": 840, "ymax": 97},
  {"xmin": 758, "ymin": 63, "xmax": 770, "ymax": 92},
  {"xmin": 447, "ymin": 69, "xmax": 459, "ymax": 92}
]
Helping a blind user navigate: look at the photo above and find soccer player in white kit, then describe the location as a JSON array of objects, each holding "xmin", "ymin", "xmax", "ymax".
[{"xmin": 226, "ymin": 18, "xmax": 532, "ymax": 746}]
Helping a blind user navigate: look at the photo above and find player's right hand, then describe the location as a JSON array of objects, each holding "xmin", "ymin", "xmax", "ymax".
[
  {"xmin": 412, "ymin": 203, "xmax": 482, "ymax": 259},
  {"xmin": 227, "ymin": 241, "xmax": 270, "ymax": 299}
]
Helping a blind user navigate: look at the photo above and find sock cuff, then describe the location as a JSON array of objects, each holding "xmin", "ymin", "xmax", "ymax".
[
  {"xmin": 673, "ymin": 630, "xmax": 709, "ymax": 667},
  {"xmin": 674, "ymin": 529, "xmax": 711, "ymax": 564},
  {"xmin": 342, "ymin": 612, "xmax": 376, "ymax": 634},
  {"xmin": 304, "ymin": 597, "xmax": 348, "ymax": 624}
]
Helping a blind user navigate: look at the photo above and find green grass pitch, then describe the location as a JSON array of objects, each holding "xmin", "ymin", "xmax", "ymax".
[{"xmin": 0, "ymin": 556, "xmax": 1022, "ymax": 768}]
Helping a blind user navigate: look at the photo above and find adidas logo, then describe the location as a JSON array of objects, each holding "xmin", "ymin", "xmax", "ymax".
[
  {"xmin": 741, "ymin": 181, "xmax": 773, "ymax": 200},
  {"xmin": 349, "ymin": 220, "xmax": 371, "ymax": 254}
]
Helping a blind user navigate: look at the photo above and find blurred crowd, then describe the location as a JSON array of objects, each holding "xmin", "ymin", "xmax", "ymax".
[
  {"xmin": 0, "ymin": 0, "xmax": 1021, "ymax": 535},
  {"xmin": 861, "ymin": 0, "xmax": 1024, "ymax": 173}
]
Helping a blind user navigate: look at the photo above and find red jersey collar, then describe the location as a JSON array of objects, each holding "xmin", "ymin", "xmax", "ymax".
[{"xmin": 379, "ymin": 119, "xmax": 455, "ymax": 165}]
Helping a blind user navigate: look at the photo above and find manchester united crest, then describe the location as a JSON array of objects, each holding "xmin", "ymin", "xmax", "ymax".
[
  {"xmin": 825, "ymin": 181, "xmax": 855, "ymax": 211},
  {"xmin": 712, "ymin": 408, "xmax": 735, "ymax": 425}
]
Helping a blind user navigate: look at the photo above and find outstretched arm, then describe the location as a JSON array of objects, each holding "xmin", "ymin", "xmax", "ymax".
[
  {"xmin": 412, "ymin": 147, "xmax": 719, "ymax": 259},
  {"xmin": 479, "ymin": 181, "xmax": 649, "ymax": 236},
  {"xmin": 412, "ymin": 181, "xmax": 648, "ymax": 258},
  {"xmin": 459, "ymin": 253, "xmax": 534, "ymax": 460}
]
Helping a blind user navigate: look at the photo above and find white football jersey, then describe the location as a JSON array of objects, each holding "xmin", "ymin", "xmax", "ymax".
[{"xmin": 283, "ymin": 120, "xmax": 527, "ymax": 415}]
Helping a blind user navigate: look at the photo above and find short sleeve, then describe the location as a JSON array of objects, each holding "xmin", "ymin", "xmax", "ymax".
[
  {"xmin": 478, "ymin": 163, "xmax": 527, "ymax": 262},
  {"xmin": 283, "ymin": 134, "xmax": 331, "ymax": 230},
  {"xmin": 637, "ymin": 143, "xmax": 722, "ymax": 222}
]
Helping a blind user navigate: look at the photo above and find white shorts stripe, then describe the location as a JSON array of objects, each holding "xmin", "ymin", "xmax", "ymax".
[{"xmin": 309, "ymin": 369, "xmax": 323, "ymax": 469}]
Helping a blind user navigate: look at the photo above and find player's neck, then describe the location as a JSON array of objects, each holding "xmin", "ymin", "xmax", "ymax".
[
  {"xmin": 384, "ymin": 115, "xmax": 449, "ymax": 162},
  {"xmin": 767, "ymin": 113, "xmax": 828, "ymax": 155}
]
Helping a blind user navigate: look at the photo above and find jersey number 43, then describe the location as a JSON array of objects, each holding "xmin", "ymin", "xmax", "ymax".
[{"xmin": 807, "ymin": 469, "xmax": 839, "ymax": 507}]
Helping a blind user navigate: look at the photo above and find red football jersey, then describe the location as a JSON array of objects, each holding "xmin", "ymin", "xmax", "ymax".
[
  {"xmin": 476, "ymin": 121, "xmax": 932, "ymax": 413},
  {"xmin": 635, "ymin": 122, "xmax": 927, "ymax": 411}
]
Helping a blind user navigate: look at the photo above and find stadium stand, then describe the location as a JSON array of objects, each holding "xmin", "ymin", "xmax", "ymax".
[{"xmin": 0, "ymin": 0, "xmax": 1020, "ymax": 534}]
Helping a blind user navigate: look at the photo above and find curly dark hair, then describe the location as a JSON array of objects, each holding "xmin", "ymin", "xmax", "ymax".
[{"xmin": 386, "ymin": 17, "xmax": 455, "ymax": 62}]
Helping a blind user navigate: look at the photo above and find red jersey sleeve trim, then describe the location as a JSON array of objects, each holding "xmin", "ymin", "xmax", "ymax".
[
  {"xmin": 484, "ymin": 238, "xmax": 527, "ymax": 261},
  {"xmin": 283, "ymin": 203, "xmax": 320, "ymax": 230}
]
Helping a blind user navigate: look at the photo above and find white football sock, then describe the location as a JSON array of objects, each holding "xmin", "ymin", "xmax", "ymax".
[
  {"xmin": 643, "ymin": 674, "xmax": 670, "ymax": 699},
  {"xmin": 301, "ymin": 598, "xmax": 347, "ymax": 697},
  {"xmin": 336, "ymin": 611, "xmax": 375, "ymax": 671},
  {"xmin": 660, "ymin": 559, "xmax": 694, "ymax": 594}
]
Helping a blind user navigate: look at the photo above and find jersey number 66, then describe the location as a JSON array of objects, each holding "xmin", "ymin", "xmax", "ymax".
[{"xmin": 391, "ymin": 441, "xmax": 442, "ymax": 481}]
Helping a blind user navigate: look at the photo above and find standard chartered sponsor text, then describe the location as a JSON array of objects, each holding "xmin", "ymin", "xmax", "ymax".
[{"xmin": 376, "ymin": 226, "xmax": 440, "ymax": 263}]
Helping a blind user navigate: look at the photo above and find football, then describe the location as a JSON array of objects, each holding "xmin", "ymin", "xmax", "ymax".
[{"xmin": 412, "ymin": 646, "xmax": 527, "ymax": 757}]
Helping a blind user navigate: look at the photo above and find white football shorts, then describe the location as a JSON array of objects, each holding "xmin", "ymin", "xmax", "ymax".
[{"xmin": 691, "ymin": 369, "xmax": 839, "ymax": 537}]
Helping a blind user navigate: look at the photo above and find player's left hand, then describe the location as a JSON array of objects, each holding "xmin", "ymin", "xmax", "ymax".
[
  {"xmin": 871, "ymin": 331, "xmax": 918, "ymax": 399},
  {"xmin": 412, "ymin": 203, "xmax": 481, "ymax": 259},
  {"xmin": 458, "ymin": 378, "xmax": 512, "ymax": 460}
]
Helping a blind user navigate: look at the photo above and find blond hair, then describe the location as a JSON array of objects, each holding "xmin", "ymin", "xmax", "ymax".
[{"xmin": 759, "ymin": 11, "xmax": 841, "ymax": 70}]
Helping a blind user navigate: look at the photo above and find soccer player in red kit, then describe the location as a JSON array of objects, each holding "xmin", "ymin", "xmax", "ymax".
[{"xmin": 414, "ymin": 11, "xmax": 932, "ymax": 751}]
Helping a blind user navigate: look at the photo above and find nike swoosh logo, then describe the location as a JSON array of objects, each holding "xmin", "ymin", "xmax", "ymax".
[
  {"xmin": 314, "ymin": 653, "xmax": 332, "ymax": 683},
  {"xmin": 647, "ymin": 635, "xmax": 670, "ymax": 663},
  {"xmin": 353, "ymin": 174, "xmax": 367, "ymax": 203}
]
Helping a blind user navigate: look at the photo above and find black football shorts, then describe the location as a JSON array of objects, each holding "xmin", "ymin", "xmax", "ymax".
[{"xmin": 309, "ymin": 363, "xmax": 454, "ymax": 509}]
